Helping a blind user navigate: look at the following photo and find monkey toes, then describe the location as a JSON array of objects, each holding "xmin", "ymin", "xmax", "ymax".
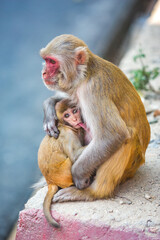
[{"xmin": 52, "ymin": 187, "xmax": 84, "ymax": 202}]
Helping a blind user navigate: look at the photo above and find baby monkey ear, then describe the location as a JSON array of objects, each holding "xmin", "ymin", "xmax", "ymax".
[{"xmin": 75, "ymin": 47, "xmax": 88, "ymax": 65}]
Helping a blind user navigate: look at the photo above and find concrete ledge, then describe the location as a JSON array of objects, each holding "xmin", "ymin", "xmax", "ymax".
[
  {"xmin": 16, "ymin": 147, "xmax": 160, "ymax": 240},
  {"xmin": 16, "ymin": 208, "xmax": 159, "ymax": 240}
]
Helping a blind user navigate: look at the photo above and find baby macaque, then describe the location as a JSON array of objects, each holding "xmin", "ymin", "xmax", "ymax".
[{"xmin": 38, "ymin": 99, "xmax": 87, "ymax": 227}]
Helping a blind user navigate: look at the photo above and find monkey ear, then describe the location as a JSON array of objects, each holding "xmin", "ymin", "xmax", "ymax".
[{"xmin": 75, "ymin": 47, "xmax": 88, "ymax": 65}]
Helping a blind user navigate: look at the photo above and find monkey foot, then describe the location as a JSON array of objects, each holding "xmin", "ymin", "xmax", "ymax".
[{"xmin": 52, "ymin": 186, "xmax": 95, "ymax": 202}]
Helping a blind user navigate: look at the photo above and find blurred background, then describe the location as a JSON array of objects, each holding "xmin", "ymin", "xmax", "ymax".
[{"xmin": 0, "ymin": 0, "xmax": 155, "ymax": 239}]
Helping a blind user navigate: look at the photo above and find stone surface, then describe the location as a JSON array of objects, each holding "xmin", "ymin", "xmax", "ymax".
[{"xmin": 16, "ymin": 209, "xmax": 159, "ymax": 240}]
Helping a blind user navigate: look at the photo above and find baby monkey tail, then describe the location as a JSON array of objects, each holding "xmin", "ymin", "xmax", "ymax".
[{"xmin": 43, "ymin": 184, "xmax": 60, "ymax": 228}]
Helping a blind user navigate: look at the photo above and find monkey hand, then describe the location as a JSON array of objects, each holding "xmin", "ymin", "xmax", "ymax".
[
  {"xmin": 72, "ymin": 163, "xmax": 91, "ymax": 190},
  {"xmin": 74, "ymin": 177, "xmax": 91, "ymax": 190},
  {"xmin": 43, "ymin": 115, "xmax": 59, "ymax": 138},
  {"xmin": 43, "ymin": 97, "xmax": 60, "ymax": 138}
]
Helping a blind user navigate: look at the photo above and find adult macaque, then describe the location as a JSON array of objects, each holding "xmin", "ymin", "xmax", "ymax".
[
  {"xmin": 40, "ymin": 34, "xmax": 150, "ymax": 202},
  {"xmin": 38, "ymin": 99, "xmax": 86, "ymax": 227}
]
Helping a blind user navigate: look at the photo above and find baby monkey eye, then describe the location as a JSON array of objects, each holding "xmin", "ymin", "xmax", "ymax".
[
  {"xmin": 64, "ymin": 113, "xmax": 70, "ymax": 118},
  {"xmin": 73, "ymin": 108, "xmax": 78, "ymax": 114}
]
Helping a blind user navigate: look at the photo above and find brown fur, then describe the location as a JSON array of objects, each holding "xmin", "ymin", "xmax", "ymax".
[
  {"xmin": 38, "ymin": 101, "xmax": 84, "ymax": 227},
  {"xmin": 40, "ymin": 34, "xmax": 150, "ymax": 202}
]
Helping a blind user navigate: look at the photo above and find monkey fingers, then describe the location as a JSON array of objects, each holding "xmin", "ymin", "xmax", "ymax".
[
  {"xmin": 52, "ymin": 186, "xmax": 95, "ymax": 202},
  {"xmin": 43, "ymin": 97, "xmax": 60, "ymax": 138},
  {"xmin": 43, "ymin": 120, "xmax": 59, "ymax": 138},
  {"xmin": 72, "ymin": 163, "xmax": 91, "ymax": 190},
  {"xmin": 72, "ymin": 175, "xmax": 91, "ymax": 190}
]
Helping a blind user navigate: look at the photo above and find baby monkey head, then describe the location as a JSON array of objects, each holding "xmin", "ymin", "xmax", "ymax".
[{"xmin": 56, "ymin": 99, "xmax": 82, "ymax": 129}]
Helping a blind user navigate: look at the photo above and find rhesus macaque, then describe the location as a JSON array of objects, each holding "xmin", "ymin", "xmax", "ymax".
[
  {"xmin": 38, "ymin": 99, "xmax": 86, "ymax": 227},
  {"xmin": 40, "ymin": 34, "xmax": 150, "ymax": 202}
]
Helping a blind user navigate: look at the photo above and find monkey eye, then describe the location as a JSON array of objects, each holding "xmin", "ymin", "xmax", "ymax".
[
  {"xmin": 46, "ymin": 58, "xmax": 56, "ymax": 64},
  {"xmin": 72, "ymin": 108, "xmax": 78, "ymax": 114},
  {"xmin": 49, "ymin": 59, "xmax": 56, "ymax": 64},
  {"xmin": 64, "ymin": 113, "xmax": 70, "ymax": 118}
]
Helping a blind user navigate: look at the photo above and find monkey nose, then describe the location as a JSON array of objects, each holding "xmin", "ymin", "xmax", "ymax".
[{"xmin": 43, "ymin": 71, "xmax": 47, "ymax": 79}]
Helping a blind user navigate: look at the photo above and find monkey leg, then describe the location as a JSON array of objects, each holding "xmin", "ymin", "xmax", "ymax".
[
  {"xmin": 88, "ymin": 129, "xmax": 144, "ymax": 199},
  {"xmin": 53, "ymin": 130, "xmax": 144, "ymax": 202}
]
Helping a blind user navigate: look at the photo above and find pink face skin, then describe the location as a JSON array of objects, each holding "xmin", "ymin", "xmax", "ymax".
[
  {"xmin": 42, "ymin": 56, "xmax": 59, "ymax": 84},
  {"xmin": 63, "ymin": 107, "xmax": 82, "ymax": 129}
]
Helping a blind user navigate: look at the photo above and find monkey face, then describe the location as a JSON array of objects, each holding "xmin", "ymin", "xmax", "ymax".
[
  {"xmin": 42, "ymin": 57, "xmax": 59, "ymax": 81},
  {"xmin": 63, "ymin": 107, "xmax": 82, "ymax": 129},
  {"xmin": 41, "ymin": 56, "xmax": 63, "ymax": 91},
  {"xmin": 40, "ymin": 53, "xmax": 77, "ymax": 92}
]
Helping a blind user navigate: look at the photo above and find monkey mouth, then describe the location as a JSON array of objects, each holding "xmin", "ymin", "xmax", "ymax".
[
  {"xmin": 43, "ymin": 72, "xmax": 59, "ymax": 87},
  {"xmin": 43, "ymin": 75, "xmax": 57, "ymax": 86},
  {"xmin": 78, "ymin": 122, "xmax": 88, "ymax": 130},
  {"xmin": 42, "ymin": 71, "xmax": 54, "ymax": 83},
  {"xmin": 44, "ymin": 79, "xmax": 55, "ymax": 85},
  {"xmin": 73, "ymin": 123, "xmax": 82, "ymax": 129}
]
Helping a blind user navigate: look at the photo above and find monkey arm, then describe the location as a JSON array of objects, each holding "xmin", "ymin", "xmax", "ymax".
[
  {"xmin": 43, "ymin": 92, "xmax": 68, "ymax": 138},
  {"xmin": 73, "ymin": 146, "xmax": 86, "ymax": 163},
  {"xmin": 62, "ymin": 130, "xmax": 86, "ymax": 163},
  {"xmin": 72, "ymin": 100, "xmax": 130, "ymax": 190}
]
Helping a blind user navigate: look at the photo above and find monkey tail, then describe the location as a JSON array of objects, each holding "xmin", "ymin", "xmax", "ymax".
[{"xmin": 43, "ymin": 184, "xmax": 60, "ymax": 228}]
